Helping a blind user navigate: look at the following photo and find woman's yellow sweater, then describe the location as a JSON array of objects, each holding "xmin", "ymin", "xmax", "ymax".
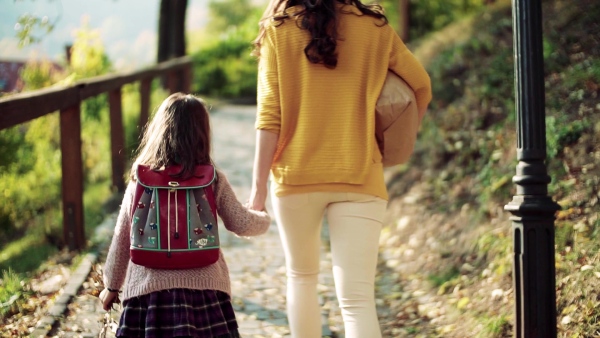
[{"xmin": 256, "ymin": 4, "xmax": 432, "ymax": 200}]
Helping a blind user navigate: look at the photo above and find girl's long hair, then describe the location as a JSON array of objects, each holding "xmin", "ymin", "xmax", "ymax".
[
  {"xmin": 130, "ymin": 92, "xmax": 213, "ymax": 180},
  {"xmin": 253, "ymin": 0, "xmax": 387, "ymax": 68}
]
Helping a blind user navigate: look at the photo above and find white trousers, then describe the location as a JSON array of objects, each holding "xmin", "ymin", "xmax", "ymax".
[{"xmin": 271, "ymin": 189, "xmax": 387, "ymax": 338}]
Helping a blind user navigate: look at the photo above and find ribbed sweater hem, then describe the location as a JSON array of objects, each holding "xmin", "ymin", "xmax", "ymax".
[
  {"xmin": 123, "ymin": 278, "xmax": 231, "ymax": 301},
  {"xmin": 271, "ymin": 166, "xmax": 369, "ymax": 185}
]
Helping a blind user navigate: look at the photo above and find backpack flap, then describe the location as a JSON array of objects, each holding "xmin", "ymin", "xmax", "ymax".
[{"xmin": 136, "ymin": 165, "xmax": 216, "ymax": 189}]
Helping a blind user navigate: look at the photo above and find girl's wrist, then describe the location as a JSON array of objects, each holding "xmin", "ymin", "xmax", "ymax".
[{"xmin": 107, "ymin": 288, "xmax": 120, "ymax": 292}]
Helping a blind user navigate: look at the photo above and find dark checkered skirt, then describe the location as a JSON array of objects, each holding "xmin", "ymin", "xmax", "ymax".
[{"xmin": 116, "ymin": 288, "xmax": 240, "ymax": 338}]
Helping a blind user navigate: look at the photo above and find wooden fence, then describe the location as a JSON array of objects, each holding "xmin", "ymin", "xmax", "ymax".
[{"xmin": 0, "ymin": 56, "xmax": 193, "ymax": 251}]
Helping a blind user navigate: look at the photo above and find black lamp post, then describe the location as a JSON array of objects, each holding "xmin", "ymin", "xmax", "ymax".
[{"xmin": 504, "ymin": 0, "xmax": 561, "ymax": 337}]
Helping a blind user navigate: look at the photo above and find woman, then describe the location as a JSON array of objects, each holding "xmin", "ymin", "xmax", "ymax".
[{"xmin": 249, "ymin": 0, "xmax": 432, "ymax": 336}]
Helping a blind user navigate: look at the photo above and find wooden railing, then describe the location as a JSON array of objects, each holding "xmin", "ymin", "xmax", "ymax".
[{"xmin": 0, "ymin": 56, "xmax": 193, "ymax": 251}]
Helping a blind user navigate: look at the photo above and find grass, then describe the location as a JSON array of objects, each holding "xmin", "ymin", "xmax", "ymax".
[
  {"xmin": 382, "ymin": 0, "xmax": 599, "ymax": 335},
  {"xmin": 83, "ymin": 181, "xmax": 115, "ymax": 236},
  {"xmin": 0, "ymin": 233, "xmax": 57, "ymax": 275},
  {"xmin": 0, "ymin": 179, "xmax": 116, "ymax": 322},
  {"xmin": 0, "ymin": 179, "xmax": 114, "ymax": 275},
  {"xmin": 428, "ymin": 266, "xmax": 460, "ymax": 288},
  {"xmin": 0, "ymin": 269, "xmax": 32, "ymax": 319},
  {"xmin": 477, "ymin": 315, "xmax": 511, "ymax": 338}
]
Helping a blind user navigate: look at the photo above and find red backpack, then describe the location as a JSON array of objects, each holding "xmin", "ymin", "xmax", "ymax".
[{"xmin": 129, "ymin": 164, "xmax": 220, "ymax": 269}]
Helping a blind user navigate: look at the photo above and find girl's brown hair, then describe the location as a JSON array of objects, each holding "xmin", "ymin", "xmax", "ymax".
[
  {"xmin": 253, "ymin": 0, "xmax": 387, "ymax": 68},
  {"xmin": 130, "ymin": 92, "xmax": 212, "ymax": 180}
]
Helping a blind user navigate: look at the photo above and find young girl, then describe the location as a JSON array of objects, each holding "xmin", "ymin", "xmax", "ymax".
[{"xmin": 99, "ymin": 92, "xmax": 270, "ymax": 338}]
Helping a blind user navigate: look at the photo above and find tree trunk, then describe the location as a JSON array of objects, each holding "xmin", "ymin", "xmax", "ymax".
[
  {"xmin": 398, "ymin": 0, "xmax": 410, "ymax": 41},
  {"xmin": 157, "ymin": 0, "xmax": 188, "ymax": 90},
  {"xmin": 157, "ymin": 0, "xmax": 170, "ymax": 63},
  {"xmin": 172, "ymin": 0, "xmax": 187, "ymax": 58},
  {"xmin": 157, "ymin": 0, "xmax": 188, "ymax": 63}
]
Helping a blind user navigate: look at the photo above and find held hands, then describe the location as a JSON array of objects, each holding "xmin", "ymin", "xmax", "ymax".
[
  {"xmin": 248, "ymin": 185, "xmax": 268, "ymax": 212},
  {"xmin": 99, "ymin": 288, "xmax": 121, "ymax": 311}
]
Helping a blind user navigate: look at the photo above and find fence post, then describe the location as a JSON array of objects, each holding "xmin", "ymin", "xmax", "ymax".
[
  {"xmin": 109, "ymin": 89, "xmax": 126, "ymax": 192},
  {"xmin": 59, "ymin": 105, "xmax": 85, "ymax": 251},
  {"xmin": 183, "ymin": 62, "xmax": 192, "ymax": 93},
  {"xmin": 167, "ymin": 70, "xmax": 179, "ymax": 94},
  {"xmin": 140, "ymin": 78, "xmax": 152, "ymax": 132},
  {"xmin": 505, "ymin": 0, "xmax": 561, "ymax": 337}
]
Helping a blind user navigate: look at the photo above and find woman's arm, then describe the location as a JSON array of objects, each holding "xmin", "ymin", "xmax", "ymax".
[
  {"xmin": 387, "ymin": 29, "xmax": 432, "ymax": 118},
  {"xmin": 249, "ymin": 129, "xmax": 278, "ymax": 211}
]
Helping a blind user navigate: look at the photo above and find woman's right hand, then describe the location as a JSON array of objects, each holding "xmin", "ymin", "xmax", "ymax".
[{"xmin": 248, "ymin": 185, "xmax": 268, "ymax": 211}]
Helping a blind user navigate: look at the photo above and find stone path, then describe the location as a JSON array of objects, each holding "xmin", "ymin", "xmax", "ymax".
[{"xmin": 48, "ymin": 105, "xmax": 348, "ymax": 337}]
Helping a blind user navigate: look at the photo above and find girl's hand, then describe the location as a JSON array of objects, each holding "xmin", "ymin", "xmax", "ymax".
[{"xmin": 99, "ymin": 288, "xmax": 120, "ymax": 311}]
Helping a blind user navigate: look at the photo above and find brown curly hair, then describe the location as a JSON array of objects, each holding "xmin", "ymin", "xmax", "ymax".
[{"xmin": 253, "ymin": 0, "xmax": 387, "ymax": 69}]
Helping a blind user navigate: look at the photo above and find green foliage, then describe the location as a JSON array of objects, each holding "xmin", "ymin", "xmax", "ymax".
[
  {"xmin": 0, "ymin": 115, "xmax": 62, "ymax": 240},
  {"xmin": 207, "ymin": 0, "xmax": 256, "ymax": 34},
  {"xmin": 14, "ymin": 13, "xmax": 55, "ymax": 47},
  {"xmin": 409, "ymin": 0, "xmax": 488, "ymax": 40},
  {"xmin": 546, "ymin": 116, "xmax": 588, "ymax": 159},
  {"xmin": 0, "ymin": 269, "xmax": 31, "ymax": 319},
  {"xmin": 2, "ymin": 23, "xmax": 115, "ymax": 244},
  {"xmin": 68, "ymin": 20, "xmax": 112, "ymax": 78},
  {"xmin": 19, "ymin": 59, "xmax": 65, "ymax": 91},
  {"xmin": 68, "ymin": 21, "xmax": 113, "ymax": 121},
  {"xmin": 426, "ymin": 3, "xmax": 513, "ymax": 111},
  {"xmin": 0, "ymin": 19, "xmax": 129, "ymax": 265},
  {"xmin": 0, "ymin": 232, "xmax": 58, "ymax": 274},
  {"xmin": 377, "ymin": 0, "xmax": 400, "ymax": 32},
  {"xmin": 428, "ymin": 266, "xmax": 460, "ymax": 288},
  {"xmin": 375, "ymin": 0, "xmax": 489, "ymax": 39},
  {"xmin": 477, "ymin": 315, "xmax": 511, "ymax": 338},
  {"xmin": 392, "ymin": 0, "xmax": 600, "ymax": 335},
  {"xmin": 192, "ymin": 6, "xmax": 262, "ymax": 98}
]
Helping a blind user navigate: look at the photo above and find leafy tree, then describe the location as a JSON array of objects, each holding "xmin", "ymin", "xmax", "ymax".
[
  {"xmin": 0, "ymin": 20, "xmax": 113, "ymax": 246},
  {"xmin": 19, "ymin": 59, "xmax": 65, "ymax": 90},
  {"xmin": 207, "ymin": 0, "xmax": 254, "ymax": 34},
  {"xmin": 14, "ymin": 8, "xmax": 59, "ymax": 47},
  {"xmin": 66, "ymin": 20, "xmax": 113, "ymax": 121},
  {"xmin": 192, "ymin": 0, "xmax": 261, "ymax": 98},
  {"xmin": 14, "ymin": 0, "xmax": 189, "ymax": 67}
]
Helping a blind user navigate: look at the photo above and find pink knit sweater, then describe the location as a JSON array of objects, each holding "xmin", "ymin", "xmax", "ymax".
[{"xmin": 102, "ymin": 170, "xmax": 271, "ymax": 300}]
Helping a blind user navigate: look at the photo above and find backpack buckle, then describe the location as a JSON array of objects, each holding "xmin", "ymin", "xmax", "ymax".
[{"xmin": 168, "ymin": 181, "xmax": 180, "ymax": 187}]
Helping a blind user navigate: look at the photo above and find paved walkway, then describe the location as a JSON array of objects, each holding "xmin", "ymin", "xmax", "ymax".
[{"xmin": 49, "ymin": 105, "xmax": 348, "ymax": 337}]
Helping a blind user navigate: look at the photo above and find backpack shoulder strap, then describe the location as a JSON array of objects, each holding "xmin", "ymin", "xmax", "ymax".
[{"xmin": 204, "ymin": 182, "xmax": 218, "ymax": 220}]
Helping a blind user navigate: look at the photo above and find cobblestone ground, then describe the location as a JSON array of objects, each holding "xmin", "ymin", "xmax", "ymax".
[{"xmin": 50, "ymin": 105, "xmax": 350, "ymax": 338}]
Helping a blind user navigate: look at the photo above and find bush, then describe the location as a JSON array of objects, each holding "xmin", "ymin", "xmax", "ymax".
[{"xmin": 192, "ymin": 7, "xmax": 262, "ymax": 99}]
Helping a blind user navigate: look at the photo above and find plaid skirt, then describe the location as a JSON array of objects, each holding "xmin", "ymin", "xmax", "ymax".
[{"xmin": 116, "ymin": 288, "xmax": 240, "ymax": 338}]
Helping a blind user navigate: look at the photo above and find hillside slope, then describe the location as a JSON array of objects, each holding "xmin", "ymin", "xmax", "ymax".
[{"xmin": 378, "ymin": 0, "xmax": 600, "ymax": 336}]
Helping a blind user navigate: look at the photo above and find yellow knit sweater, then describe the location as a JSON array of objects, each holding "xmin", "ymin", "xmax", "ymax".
[{"xmin": 256, "ymin": 4, "xmax": 432, "ymax": 199}]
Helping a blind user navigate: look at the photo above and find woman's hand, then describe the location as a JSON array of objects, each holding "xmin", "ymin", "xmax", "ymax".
[
  {"xmin": 99, "ymin": 288, "xmax": 120, "ymax": 311},
  {"xmin": 249, "ymin": 185, "xmax": 268, "ymax": 211}
]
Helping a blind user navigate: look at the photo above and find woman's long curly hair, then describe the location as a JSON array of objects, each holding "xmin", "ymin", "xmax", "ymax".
[
  {"xmin": 130, "ymin": 92, "xmax": 213, "ymax": 180},
  {"xmin": 253, "ymin": 0, "xmax": 387, "ymax": 69}
]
